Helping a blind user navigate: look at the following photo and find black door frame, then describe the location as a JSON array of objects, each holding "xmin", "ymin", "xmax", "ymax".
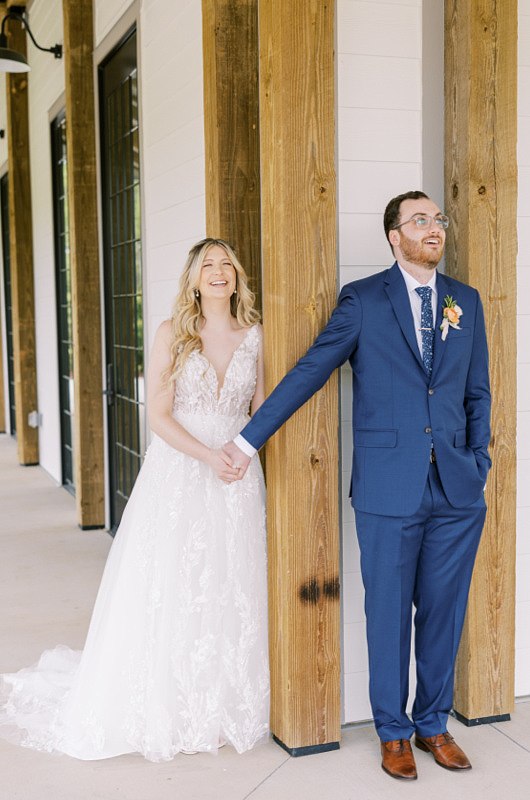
[
  {"xmin": 99, "ymin": 27, "xmax": 145, "ymax": 531},
  {"xmin": 51, "ymin": 110, "xmax": 75, "ymax": 494}
]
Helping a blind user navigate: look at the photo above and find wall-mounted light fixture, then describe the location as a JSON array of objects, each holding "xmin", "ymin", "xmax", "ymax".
[{"xmin": 0, "ymin": 7, "xmax": 62, "ymax": 73}]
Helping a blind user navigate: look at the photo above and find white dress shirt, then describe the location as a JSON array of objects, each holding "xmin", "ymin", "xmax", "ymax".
[
  {"xmin": 234, "ymin": 266, "xmax": 439, "ymax": 458},
  {"xmin": 396, "ymin": 263, "xmax": 437, "ymax": 359}
]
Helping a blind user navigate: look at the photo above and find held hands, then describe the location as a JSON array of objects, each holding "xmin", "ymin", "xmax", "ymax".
[
  {"xmin": 222, "ymin": 441, "xmax": 251, "ymax": 481},
  {"xmin": 206, "ymin": 442, "xmax": 250, "ymax": 483},
  {"xmin": 207, "ymin": 448, "xmax": 241, "ymax": 483}
]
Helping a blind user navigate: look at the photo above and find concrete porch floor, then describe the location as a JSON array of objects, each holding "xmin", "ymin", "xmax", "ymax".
[{"xmin": 0, "ymin": 433, "xmax": 529, "ymax": 800}]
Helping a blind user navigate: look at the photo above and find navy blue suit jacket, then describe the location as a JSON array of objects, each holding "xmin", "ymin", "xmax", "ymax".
[{"xmin": 241, "ymin": 263, "xmax": 491, "ymax": 517}]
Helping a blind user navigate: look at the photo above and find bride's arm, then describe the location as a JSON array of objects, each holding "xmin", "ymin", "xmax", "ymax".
[
  {"xmin": 147, "ymin": 321, "xmax": 238, "ymax": 482},
  {"xmin": 250, "ymin": 324, "xmax": 265, "ymax": 415},
  {"xmin": 227, "ymin": 325, "xmax": 264, "ymax": 473}
]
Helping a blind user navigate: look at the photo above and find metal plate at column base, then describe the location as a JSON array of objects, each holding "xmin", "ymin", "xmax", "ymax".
[
  {"xmin": 79, "ymin": 524, "xmax": 106, "ymax": 531},
  {"xmin": 451, "ymin": 709, "xmax": 511, "ymax": 726},
  {"xmin": 272, "ymin": 734, "xmax": 340, "ymax": 757}
]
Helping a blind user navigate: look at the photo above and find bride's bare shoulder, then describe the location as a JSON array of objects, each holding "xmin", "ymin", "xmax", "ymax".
[{"xmin": 155, "ymin": 319, "xmax": 173, "ymax": 342}]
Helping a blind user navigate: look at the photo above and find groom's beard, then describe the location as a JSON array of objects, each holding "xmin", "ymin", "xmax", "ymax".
[{"xmin": 398, "ymin": 231, "xmax": 444, "ymax": 269}]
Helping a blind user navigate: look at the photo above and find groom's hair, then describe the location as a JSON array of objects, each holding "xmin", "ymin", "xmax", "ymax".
[{"xmin": 384, "ymin": 190, "xmax": 429, "ymax": 251}]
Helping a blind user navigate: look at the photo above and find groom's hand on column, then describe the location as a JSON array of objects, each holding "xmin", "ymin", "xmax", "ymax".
[{"xmin": 222, "ymin": 441, "xmax": 251, "ymax": 480}]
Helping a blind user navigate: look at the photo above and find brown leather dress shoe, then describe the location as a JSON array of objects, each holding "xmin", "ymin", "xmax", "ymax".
[
  {"xmin": 380, "ymin": 739, "xmax": 418, "ymax": 780},
  {"xmin": 415, "ymin": 732, "xmax": 471, "ymax": 770}
]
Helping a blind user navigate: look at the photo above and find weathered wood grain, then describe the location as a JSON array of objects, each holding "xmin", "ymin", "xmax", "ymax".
[
  {"xmin": 445, "ymin": 0, "xmax": 517, "ymax": 719},
  {"xmin": 5, "ymin": 14, "xmax": 38, "ymax": 464},
  {"xmin": 202, "ymin": 0, "xmax": 261, "ymax": 307},
  {"xmin": 63, "ymin": 0, "xmax": 105, "ymax": 527},
  {"xmin": 259, "ymin": 0, "xmax": 340, "ymax": 749}
]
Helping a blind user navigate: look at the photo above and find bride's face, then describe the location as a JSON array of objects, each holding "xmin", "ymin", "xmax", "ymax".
[{"xmin": 197, "ymin": 245, "xmax": 237, "ymax": 300}]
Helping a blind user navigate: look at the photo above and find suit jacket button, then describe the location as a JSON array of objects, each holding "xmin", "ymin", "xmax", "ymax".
[
  {"xmin": 425, "ymin": 426, "xmax": 432, "ymax": 434},
  {"xmin": 428, "ymin": 388, "xmax": 434, "ymax": 395}
]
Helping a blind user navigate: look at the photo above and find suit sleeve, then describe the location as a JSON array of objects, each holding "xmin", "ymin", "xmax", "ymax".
[
  {"xmin": 464, "ymin": 291, "xmax": 492, "ymax": 482},
  {"xmin": 240, "ymin": 284, "xmax": 361, "ymax": 451}
]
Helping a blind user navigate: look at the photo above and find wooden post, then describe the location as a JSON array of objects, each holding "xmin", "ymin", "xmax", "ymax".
[
  {"xmin": 259, "ymin": 0, "xmax": 339, "ymax": 753},
  {"xmin": 202, "ymin": 0, "xmax": 261, "ymax": 306},
  {"xmin": 5, "ymin": 11, "xmax": 38, "ymax": 464},
  {"xmin": 63, "ymin": 0, "xmax": 105, "ymax": 528},
  {"xmin": 445, "ymin": 0, "xmax": 517, "ymax": 722}
]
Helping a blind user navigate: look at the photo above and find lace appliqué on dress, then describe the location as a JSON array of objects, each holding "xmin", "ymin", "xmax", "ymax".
[{"xmin": 0, "ymin": 325, "xmax": 269, "ymax": 761}]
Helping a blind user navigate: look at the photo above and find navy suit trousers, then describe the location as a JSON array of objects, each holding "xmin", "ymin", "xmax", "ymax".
[{"xmin": 354, "ymin": 462, "xmax": 486, "ymax": 742}]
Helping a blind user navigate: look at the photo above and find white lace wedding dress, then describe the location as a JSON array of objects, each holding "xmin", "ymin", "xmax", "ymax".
[{"xmin": 0, "ymin": 325, "xmax": 269, "ymax": 761}]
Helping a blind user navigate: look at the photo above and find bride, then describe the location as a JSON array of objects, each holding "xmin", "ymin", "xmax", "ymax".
[{"xmin": 0, "ymin": 239, "xmax": 269, "ymax": 761}]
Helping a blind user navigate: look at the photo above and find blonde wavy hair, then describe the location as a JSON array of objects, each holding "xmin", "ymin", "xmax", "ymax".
[{"xmin": 165, "ymin": 238, "xmax": 260, "ymax": 386}]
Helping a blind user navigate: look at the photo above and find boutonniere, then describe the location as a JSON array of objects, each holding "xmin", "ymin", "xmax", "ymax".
[{"xmin": 440, "ymin": 295, "xmax": 463, "ymax": 341}]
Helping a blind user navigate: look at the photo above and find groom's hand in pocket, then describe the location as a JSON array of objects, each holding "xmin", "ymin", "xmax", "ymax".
[{"xmin": 222, "ymin": 441, "xmax": 251, "ymax": 480}]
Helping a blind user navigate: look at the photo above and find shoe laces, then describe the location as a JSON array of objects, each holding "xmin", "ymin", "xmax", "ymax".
[{"xmin": 386, "ymin": 738, "xmax": 410, "ymax": 752}]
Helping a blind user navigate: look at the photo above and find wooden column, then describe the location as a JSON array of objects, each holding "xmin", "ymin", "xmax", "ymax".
[
  {"xmin": 5, "ymin": 12, "xmax": 38, "ymax": 464},
  {"xmin": 445, "ymin": 0, "xmax": 517, "ymax": 722},
  {"xmin": 202, "ymin": 0, "xmax": 261, "ymax": 305},
  {"xmin": 63, "ymin": 0, "xmax": 105, "ymax": 528},
  {"xmin": 259, "ymin": 1, "xmax": 339, "ymax": 753}
]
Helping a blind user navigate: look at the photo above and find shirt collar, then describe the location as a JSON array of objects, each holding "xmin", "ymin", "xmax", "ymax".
[{"xmin": 397, "ymin": 263, "xmax": 437, "ymax": 296}]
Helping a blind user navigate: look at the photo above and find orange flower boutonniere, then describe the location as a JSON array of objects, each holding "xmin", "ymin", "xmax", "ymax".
[{"xmin": 440, "ymin": 295, "xmax": 463, "ymax": 341}]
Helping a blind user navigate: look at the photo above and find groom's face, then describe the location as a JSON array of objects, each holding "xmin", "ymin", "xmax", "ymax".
[{"xmin": 391, "ymin": 198, "xmax": 446, "ymax": 269}]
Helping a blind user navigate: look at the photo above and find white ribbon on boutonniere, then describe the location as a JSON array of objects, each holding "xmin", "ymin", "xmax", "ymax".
[{"xmin": 440, "ymin": 295, "xmax": 463, "ymax": 341}]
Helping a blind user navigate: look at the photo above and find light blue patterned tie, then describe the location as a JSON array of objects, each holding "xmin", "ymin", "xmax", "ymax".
[{"xmin": 415, "ymin": 286, "xmax": 434, "ymax": 375}]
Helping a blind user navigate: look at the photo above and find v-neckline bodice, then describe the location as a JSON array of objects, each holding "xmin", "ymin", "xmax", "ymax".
[{"xmin": 196, "ymin": 326, "xmax": 255, "ymax": 400}]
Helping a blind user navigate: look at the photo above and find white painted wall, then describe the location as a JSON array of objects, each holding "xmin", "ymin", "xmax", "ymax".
[
  {"xmin": 138, "ymin": 0, "xmax": 206, "ymax": 358},
  {"xmin": 95, "ymin": 0, "xmax": 136, "ymax": 46},
  {"xmin": 516, "ymin": 0, "xmax": 530, "ymax": 697},
  {"xmin": 26, "ymin": 0, "xmax": 65, "ymax": 482}
]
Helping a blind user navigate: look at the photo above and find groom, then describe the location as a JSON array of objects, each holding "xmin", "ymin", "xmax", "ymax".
[{"xmin": 224, "ymin": 190, "xmax": 491, "ymax": 780}]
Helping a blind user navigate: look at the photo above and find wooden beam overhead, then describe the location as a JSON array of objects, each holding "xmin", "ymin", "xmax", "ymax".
[
  {"xmin": 62, "ymin": 0, "xmax": 105, "ymax": 528},
  {"xmin": 259, "ymin": 0, "xmax": 339, "ymax": 753},
  {"xmin": 202, "ymin": 0, "xmax": 261, "ymax": 307},
  {"xmin": 445, "ymin": 0, "xmax": 517, "ymax": 722},
  {"xmin": 5, "ymin": 14, "xmax": 38, "ymax": 465}
]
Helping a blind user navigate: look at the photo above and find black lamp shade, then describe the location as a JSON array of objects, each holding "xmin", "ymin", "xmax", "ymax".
[{"xmin": 0, "ymin": 45, "xmax": 30, "ymax": 73}]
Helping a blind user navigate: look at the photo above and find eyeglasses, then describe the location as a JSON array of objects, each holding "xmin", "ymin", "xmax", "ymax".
[{"xmin": 393, "ymin": 214, "xmax": 450, "ymax": 230}]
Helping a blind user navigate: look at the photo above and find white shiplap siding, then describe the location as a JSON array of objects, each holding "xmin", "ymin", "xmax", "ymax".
[
  {"xmin": 95, "ymin": 0, "xmax": 136, "ymax": 46},
  {"xmin": 139, "ymin": 0, "xmax": 206, "ymax": 356}
]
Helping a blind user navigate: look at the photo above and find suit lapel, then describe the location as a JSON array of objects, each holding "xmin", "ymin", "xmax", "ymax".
[
  {"xmin": 384, "ymin": 262, "xmax": 425, "ymax": 374},
  {"xmin": 431, "ymin": 271, "xmax": 451, "ymax": 380}
]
